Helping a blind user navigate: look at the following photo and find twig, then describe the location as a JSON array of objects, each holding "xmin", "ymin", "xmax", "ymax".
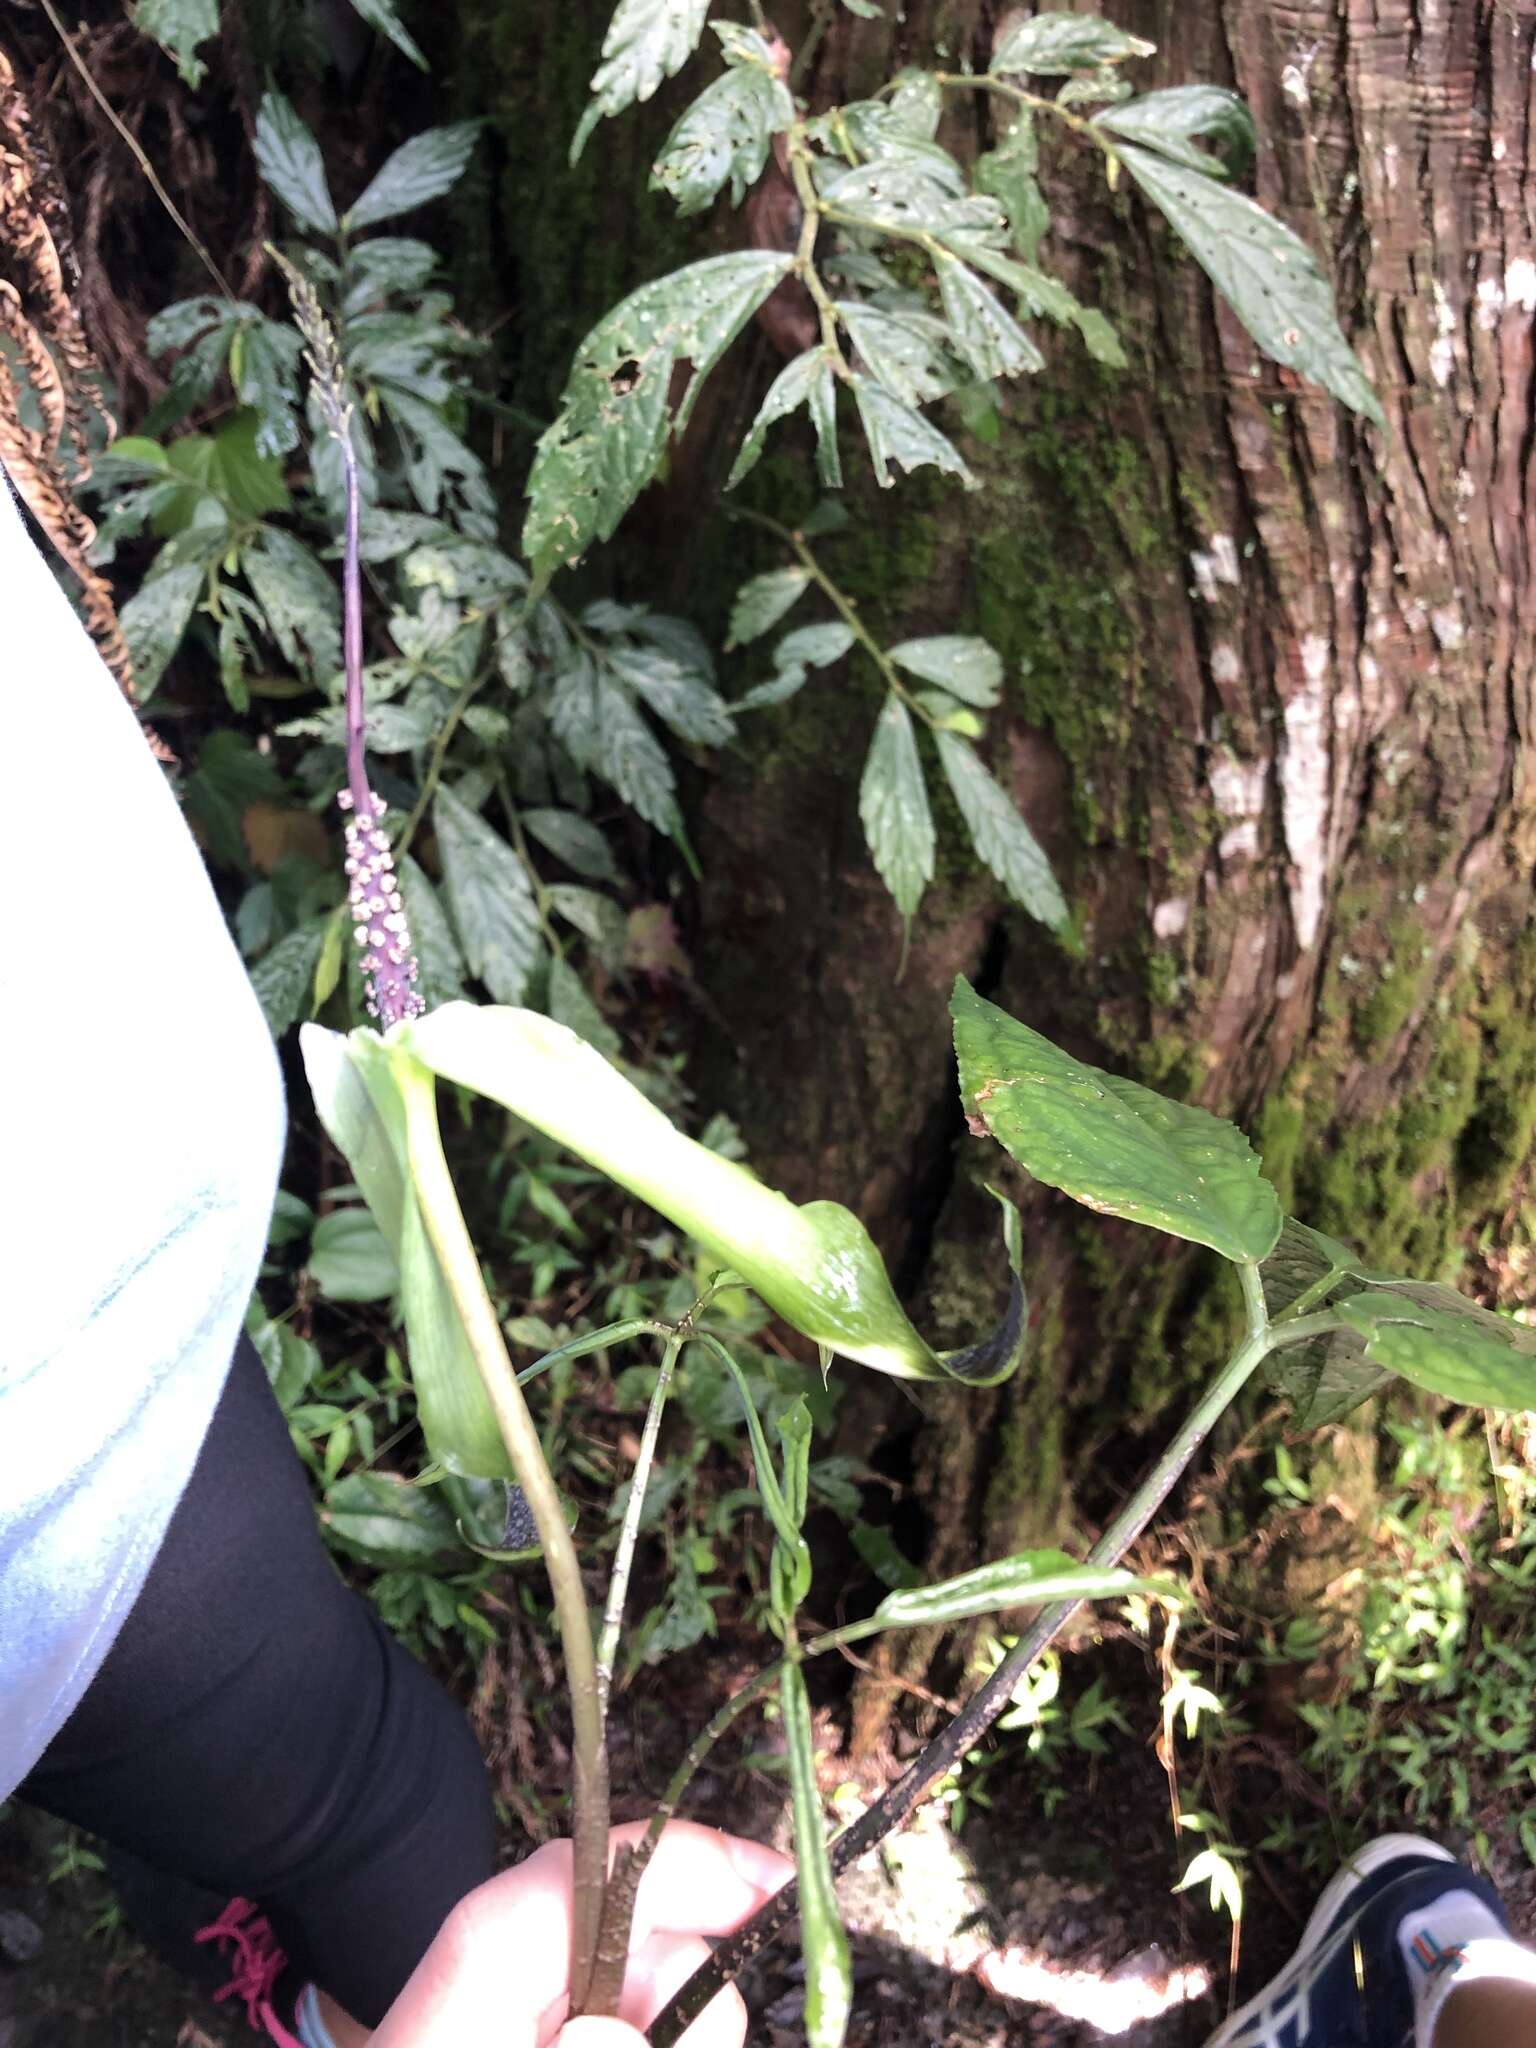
[
  {"xmin": 648, "ymin": 1271, "xmax": 1331, "ymax": 2043},
  {"xmin": 35, "ymin": 0, "xmax": 235, "ymax": 301},
  {"xmin": 596, "ymin": 1334, "xmax": 682, "ymax": 1718}
]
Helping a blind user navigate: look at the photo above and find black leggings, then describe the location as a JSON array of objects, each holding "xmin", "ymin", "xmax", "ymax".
[{"xmin": 21, "ymin": 1336, "xmax": 498, "ymax": 2027}]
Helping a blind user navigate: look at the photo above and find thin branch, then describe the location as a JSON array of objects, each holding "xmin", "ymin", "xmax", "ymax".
[
  {"xmin": 35, "ymin": 0, "xmax": 235, "ymax": 301},
  {"xmin": 596, "ymin": 1334, "xmax": 682, "ymax": 1718}
]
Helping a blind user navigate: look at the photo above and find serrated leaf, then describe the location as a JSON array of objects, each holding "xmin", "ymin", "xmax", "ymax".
[
  {"xmin": 434, "ymin": 784, "xmax": 541, "ymax": 1004},
  {"xmin": 527, "ymin": 251, "xmax": 792, "ymax": 579},
  {"xmin": 727, "ymin": 566, "xmax": 813, "ymax": 648},
  {"xmin": 736, "ymin": 668, "xmax": 812, "ymax": 711},
  {"xmin": 607, "ymin": 643, "xmax": 736, "ymax": 745},
  {"xmin": 838, "ymin": 302, "xmax": 958, "ymax": 407},
  {"xmin": 859, "ymin": 694, "xmax": 934, "ymax": 921},
  {"xmin": 1116, "ymin": 145, "xmax": 1383, "ymax": 426},
  {"xmin": 976, "ymin": 112, "xmax": 1051, "ymax": 263},
  {"xmin": 243, "ymin": 528, "xmax": 342, "ymax": 680},
  {"xmin": 935, "ymin": 252, "xmax": 1046, "ymax": 380},
  {"xmin": 347, "ymin": 124, "xmax": 479, "ymax": 229},
  {"xmin": 1095, "ymin": 86, "xmax": 1255, "ymax": 179},
  {"xmin": 131, "ymin": 0, "xmax": 218, "ymax": 86},
  {"xmin": 651, "ymin": 36, "xmax": 793, "ymax": 216},
  {"xmin": 728, "ymin": 346, "xmax": 842, "ymax": 490},
  {"xmin": 397, "ymin": 853, "xmax": 468, "ymax": 1010},
  {"xmin": 576, "ymin": 0, "xmax": 712, "ymax": 148},
  {"xmin": 546, "ymin": 954, "xmax": 621, "ymax": 1056},
  {"xmin": 853, "ymin": 378, "xmax": 974, "ymax": 490},
  {"xmin": 991, "ymin": 12, "xmax": 1155, "ymax": 74},
  {"xmin": 776, "ymin": 622, "xmax": 856, "ymax": 669},
  {"xmin": 119, "ymin": 561, "xmax": 203, "ymax": 702},
  {"xmin": 952, "ymin": 978, "xmax": 1283, "ymax": 1263},
  {"xmin": 1334, "ymin": 1289, "xmax": 1536, "ymax": 1413},
  {"xmin": 522, "ymin": 808, "xmax": 619, "ymax": 882},
  {"xmin": 254, "ymin": 92, "xmax": 337, "ymax": 234},
  {"xmin": 250, "ymin": 919, "xmax": 329, "ymax": 1037},
  {"xmin": 347, "ymin": 0, "xmax": 428, "ymax": 69},
  {"xmin": 549, "ymin": 658, "xmax": 682, "ymax": 838},
  {"xmin": 888, "ymin": 634, "xmax": 1002, "ymax": 707},
  {"xmin": 936, "ymin": 731, "xmax": 1065, "ymax": 927}
]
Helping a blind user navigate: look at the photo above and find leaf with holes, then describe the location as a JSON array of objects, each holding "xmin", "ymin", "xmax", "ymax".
[
  {"xmin": 935, "ymin": 251, "xmax": 1045, "ymax": 380},
  {"xmin": 953, "ymin": 978, "xmax": 1283, "ymax": 1263},
  {"xmin": 434, "ymin": 785, "xmax": 541, "ymax": 1005},
  {"xmin": 651, "ymin": 25, "xmax": 794, "ymax": 215},
  {"xmin": 254, "ymin": 92, "xmax": 337, "ymax": 234},
  {"xmin": 853, "ymin": 378, "xmax": 974, "ymax": 491},
  {"xmin": 574, "ymin": 0, "xmax": 712, "ymax": 157},
  {"xmin": 991, "ymin": 11, "xmax": 1154, "ymax": 74},
  {"xmin": 728, "ymin": 346, "xmax": 842, "ymax": 490},
  {"xmin": 859, "ymin": 694, "xmax": 934, "ymax": 922},
  {"xmin": 936, "ymin": 732, "xmax": 1066, "ymax": 927},
  {"xmin": 526, "ymin": 252, "xmax": 792, "ymax": 581},
  {"xmin": 839, "ymin": 302, "xmax": 959, "ymax": 408},
  {"xmin": 1116, "ymin": 145, "xmax": 1383, "ymax": 425}
]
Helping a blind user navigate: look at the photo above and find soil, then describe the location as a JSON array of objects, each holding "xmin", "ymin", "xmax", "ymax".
[{"xmin": 6, "ymin": 1634, "xmax": 1533, "ymax": 2048}]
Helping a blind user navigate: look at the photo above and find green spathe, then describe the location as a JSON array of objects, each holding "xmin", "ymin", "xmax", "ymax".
[
  {"xmin": 952, "ymin": 977, "xmax": 1282, "ymax": 1264},
  {"xmin": 875, "ymin": 1549, "xmax": 1177, "ymax": 1627}
]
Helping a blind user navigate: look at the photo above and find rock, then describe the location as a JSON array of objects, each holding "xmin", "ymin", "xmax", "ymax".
[{"xmin": 0, "ymin": 1911, "xmax": 42, "ymax": 1964}]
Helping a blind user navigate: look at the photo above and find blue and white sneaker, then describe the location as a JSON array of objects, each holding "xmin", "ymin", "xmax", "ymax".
[{"xmin": 1204, "ymin": 1833, "xmax": 1511, "ymax": 2047}]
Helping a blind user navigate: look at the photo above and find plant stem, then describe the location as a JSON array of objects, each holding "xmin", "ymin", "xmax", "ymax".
[
  {"xmin": 596, "ymin": 1334, "xmax": 682, "ymax": 1718},
  {"xmin": 785, "ymin": 133, "xmax": 852, "ymax": 376},
  {"xmin": 648, "ymin": 1262, "xmax": 1278, "ymax": 2045},
  {"xmin": 400, "ymin": 1066, "xmax": 611, "ymax": 2015},
  {"xmin": 394, "ymin": 668, "xmax": 484, "ymax": 868}
]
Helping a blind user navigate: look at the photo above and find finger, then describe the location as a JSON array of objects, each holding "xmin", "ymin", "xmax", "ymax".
[
  {"xmin": 616, "ymin": 1930, "xmax": 749, "ymax": 2048},
  {"xmin": 607, "ymin": 1821, "xmax": 793, "ymax": 1944},
  {"xmin": 556, "ymin": 2022, "xmax": 649, "ymax": 2046}
]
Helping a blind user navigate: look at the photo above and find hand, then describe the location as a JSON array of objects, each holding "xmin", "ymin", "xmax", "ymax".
[{"xmin": 371, "ymin": 1820, "xmax": 792, "ymax": 2048}]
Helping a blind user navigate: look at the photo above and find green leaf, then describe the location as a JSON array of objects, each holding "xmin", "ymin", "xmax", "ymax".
[
  {"xmin": 347, "ymin": 124, "xmax": 479, "ymax": 229},
  {"xmin": 346, "ymin": 0, "xmax": 429, "ymax": 69},
  {"xmin": 324, "ymin": 1472, "xmax": 465, "ymax": 1570},
  {"xmin": 521, "ymin": 807, "xmax": 620, "ymax": 883},
  {"xmin": 308, "ymin": 1205, "xmax": 400, "ymax": 1302},
  {"xmin": 397, "ymin": 854, "xmax": 469, "ymax": 1010},
  {"xmin": 991, "ymin": 12, "xmax": 1155, "ymax": 74},
  {"xmin": 727, "ymin": 567, "xmax": 813, "ymax": 648},
  {"xmin": 526, "ymin": 251, "xmax": 792, "ymax": 581},
  {"xmin": 433, "ymin": 784, "xmax": 541, "ymax": 1004},
  {"xmin": 243, "ymin": 528, "xmax": 342, "ymax": 680},
  {"xmin": 546, "ymin": 954, "xmax": 621, "ymax": 1056},
  {"xmin": 119, "ymin": 562, "xmax": 202, "ymax": 702},
  {"xmin": 1115, "ymin": 145, "xmax": 1383, "ymax": 426},
  {"xmin": 876, "ymin": 1549, "xmax": 1176, "ymax": 1627},
  {"xmin": 952, "ymin": 977, "xmax": 1283, "ymax": 1263},
  {"xmin": 1256, "ymin": 1219, "xmax": 1391, "ymax": 1424},
  {"xmin": 1095, "ymin": 86, "xmax": 1255, "ymax": 179},
  {"xmin": 576, "ymin": 0, "xmax": 711, "ymax": 149},
  {"xmin": 976, "ymin": 114, "xmax": 1050, "ymax": 264},
  {"xmin": 249, "ymin": 919, "xmax": 329, "ymax": 1038},
  {"xmin": 549, "ymin": 657, "xmax": 682, "ymax": 839},
  {"xmin": 887, "ymin": 67, "xmax": 943, "ymax": 140},
  {"xmin": 935, "ymin": 251, "xmax": 1045, "ymax": 380},
  {"xmin": 131, "ymin": 0, "xmax": 219, "ymax": 86},
  {"xmin": 1334, "ymin": 1289, "xmax": 1536, "ymax": 1413},
  {"xmin": 888, "ymin": 634, "xmax": 1002, "ymax": 707},
  {"xmin": 852, "ymin": 378, "xmax": 974, "ymax": 490},
  {"xmin": 838, "ymin": 302, "xmax": 957, "ymax": 408},
  {"xmin": 254, "ymin": 92, "xmax": 337, "ymax": 235},
  {"xmin": 728, "ymin": 347, "xmax": 842, "ymax": 490},
  {"xmin": 247, "ymin": 1305, "xmax": 320, "ymax": 1411},
  {"xmin": 651, "ymin": 27, "xmax": 793, "ymax": 216},
  {"xmin": 934, "ymin": 732, "xmax": 1066, "ymax": 927},
  {"xmin": 736, "ymin": 668, "xmax": 812, "ymax": 712},
  {"xmin": 775, "ymin": 622, "xmax": 855, "ymax": 670},
  {"xmin": 398, "ymin": 1003, "xmax": 1025, "ymax": 1385},
  {"xmin": 858, "ymin": 694, "xmax": 934, "ymax": 922},
  {"xmin": 782, "ymin": 1663, "xmax": 853, "ymax": 2048},
  {"xmin": 229, "ymin": 324, "xmax": 306, "ymax": 460},
  {"xmin": 606, "ymin": 641, "xmax": 735, "ymax": 745}
]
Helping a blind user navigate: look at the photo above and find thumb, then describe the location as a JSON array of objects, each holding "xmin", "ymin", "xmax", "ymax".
[{"xmin": 558, "ymin": 2022, "xmax": 648, "ymax": 2046}]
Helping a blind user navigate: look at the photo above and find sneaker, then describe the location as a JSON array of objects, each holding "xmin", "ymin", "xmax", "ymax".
[
  {"xmin": 1203, "ymin": 1832, "xmax": 1510, "ymax": 2047},
  {"xmin": 194, "ymin": 1897, "xmax": 304, "ymax": 2047}
]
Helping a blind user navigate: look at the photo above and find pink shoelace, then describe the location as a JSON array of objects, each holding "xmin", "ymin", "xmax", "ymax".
[{"xmin": 193, "ymin": 1897, "xmax": 303, "ymax": 2048}]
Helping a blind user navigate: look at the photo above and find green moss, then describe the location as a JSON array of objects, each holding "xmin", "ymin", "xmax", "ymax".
[{"xmin": 1352, "ymin": 918, "xmax": 1433, "ymax": 1053}]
